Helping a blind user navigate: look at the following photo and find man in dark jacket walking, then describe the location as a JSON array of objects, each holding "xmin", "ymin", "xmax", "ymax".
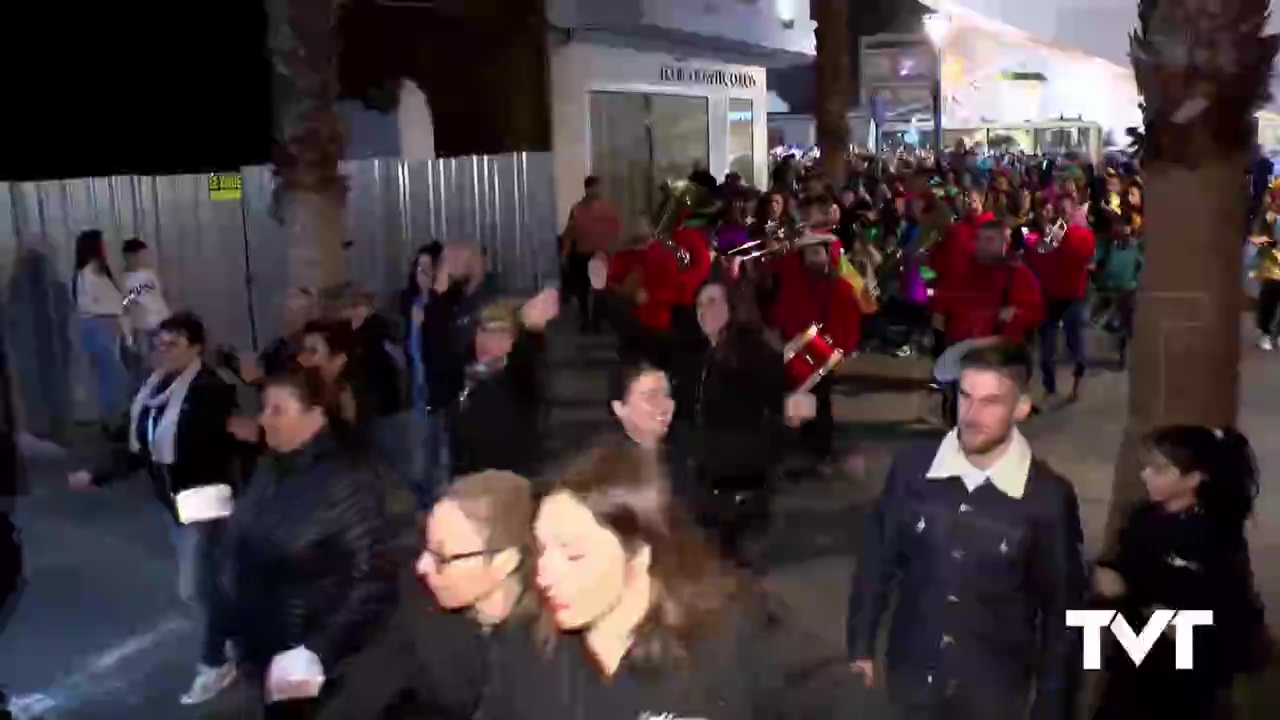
[{"xmin": 847, "ymin": 342, "xmax": 1085, "ymax": 720}]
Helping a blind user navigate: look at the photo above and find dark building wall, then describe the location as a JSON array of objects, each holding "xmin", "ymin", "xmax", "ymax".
[
  {"xmin": 767, "ymin": 0, "xmax": 926, "ymax": 114},
  {"xmin": 339, "ymin": 0, "xmax": 552, "ymax": 157}
]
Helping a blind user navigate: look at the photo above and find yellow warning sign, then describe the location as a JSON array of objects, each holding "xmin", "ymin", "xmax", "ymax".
[{"xmin": 208, "ymin": 173, "xmax": 243, "ymax": 201}]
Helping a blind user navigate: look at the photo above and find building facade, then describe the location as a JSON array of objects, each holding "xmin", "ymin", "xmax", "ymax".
[{"xmin": 547, "ymin": 0, "xmax": 816, "ymax": 224}]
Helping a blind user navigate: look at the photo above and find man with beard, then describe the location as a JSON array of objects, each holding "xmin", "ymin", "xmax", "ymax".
[{"xmin": 847, "ymin": 342, "xmax": 1084, "ymax": 720}]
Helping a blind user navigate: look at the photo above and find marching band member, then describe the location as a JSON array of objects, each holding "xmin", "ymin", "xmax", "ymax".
[
  {"xmin": 670, "ymin": 222, "xmax": 715, "ymax": 340},
  {"xmin": 931, "ymin": 219, "xmax": 1043, "ymax": 351},
  {"xmin": 606, "ymin": 218, "xmax": 682, "ymax": 368},
  {"xmin": 1024, "ymin": 194, "xmax": 1096, "ymax": 401},
  {"xmin": 926, "ymin": 188, "xmax": 987, "ymax": 330},
  {"xmin": 769, "ymin": 202, "xmax": 863, "ymax": 468},
  {"xmin": 930, "ymin": 222, "xmax": 1045, "ymax": 428}
]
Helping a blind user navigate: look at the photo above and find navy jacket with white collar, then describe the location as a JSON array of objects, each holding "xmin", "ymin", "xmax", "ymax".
[{"xmin": 846, "ymin": 430, "xmax": 1086, "ymax": 720}]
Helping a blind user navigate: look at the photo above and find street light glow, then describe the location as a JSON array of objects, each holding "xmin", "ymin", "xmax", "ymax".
[{"xmin": 923, "ymin": 12, "xmax": 952, "ymax": 48}]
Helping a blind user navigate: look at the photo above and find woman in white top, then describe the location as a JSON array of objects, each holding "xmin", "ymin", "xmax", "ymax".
[
  {"xmin": 122, "ymin": 238, "xmax": 172, "ymax": 380},
  {"xmin": 73, "ymin": 229, "xmax": 130, "ymax": 426}
]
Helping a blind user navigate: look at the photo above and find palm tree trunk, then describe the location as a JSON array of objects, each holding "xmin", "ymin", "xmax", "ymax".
[
  {"xmin": 266, "ymin": 0, "xmax": 349, "ymax": 295},
  {"xmin": 1105, "ymin": 0, "xmax": 1278, "ymax": 547},
  {"xmin": 814, "ymin": 0, "xmax": 851, "ymax": 188}
]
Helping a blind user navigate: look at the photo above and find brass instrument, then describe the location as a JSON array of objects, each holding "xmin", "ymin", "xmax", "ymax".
[{"xmin": 653, "ymin": 178, "xmax": 708, "ymax": 270}]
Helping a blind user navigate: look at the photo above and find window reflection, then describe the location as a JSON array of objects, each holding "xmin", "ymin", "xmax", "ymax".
[{"xmin": 729, "ymin": 99, "xmax": 754, "ymax": 185}]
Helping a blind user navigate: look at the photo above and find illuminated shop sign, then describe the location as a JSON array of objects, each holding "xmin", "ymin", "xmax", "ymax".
[{"xmin": 660, "ymin": 65, "xmax": 759, "ymax": 89}]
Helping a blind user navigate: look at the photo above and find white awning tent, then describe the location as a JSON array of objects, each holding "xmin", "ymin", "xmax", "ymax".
[{"xmin": 923, "ymin": 0, "xmax": 1280, "ymax": 109}]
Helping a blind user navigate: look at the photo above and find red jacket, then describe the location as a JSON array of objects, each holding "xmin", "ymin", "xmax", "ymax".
[
  {"xmin": 769, "ymin": 252, "xmax": 862, "ymax": 355},
  {"xmin": 926, "ymin": 215, "xmax": 980, "ymax": 283},
  {"xmin": 671, "ymin": 226, "xmax": 713, "ymax": 306},
  {"xmin": 1023, "ymin": 225, "xmax": 1095, "ymax": 301},
  {"xmin": 608, "ymin": 242, "xmax": 681, "ymax": 331},
  {"xmin": 931, "ymin": 260, "xmax": 1044, "ymax": 345}
]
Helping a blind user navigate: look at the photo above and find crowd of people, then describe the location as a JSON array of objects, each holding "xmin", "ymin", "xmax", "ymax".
[{"xmin": 47, "ymin": 141, "xmax": 1271, "ymax": 720}]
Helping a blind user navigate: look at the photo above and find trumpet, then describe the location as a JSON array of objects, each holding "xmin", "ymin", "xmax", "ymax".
[{"xmin": 726, "ymin": 224, "xmax": 826, "ymax": 263}]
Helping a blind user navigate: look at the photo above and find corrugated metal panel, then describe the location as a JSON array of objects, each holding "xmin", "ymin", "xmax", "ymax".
[{"xmin": 1, "ymin": 152, "xmax": 558, "ymax": 436}]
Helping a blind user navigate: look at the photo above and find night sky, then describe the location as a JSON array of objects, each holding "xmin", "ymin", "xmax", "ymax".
[{"xmin": 0, "ymin": 0, "xmax": 275, "ymax": 181}]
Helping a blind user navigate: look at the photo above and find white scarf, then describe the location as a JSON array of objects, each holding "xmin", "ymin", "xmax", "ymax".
[{"xmin": 129, "ymin": 360, "xmax": 202, "ymax": 465}]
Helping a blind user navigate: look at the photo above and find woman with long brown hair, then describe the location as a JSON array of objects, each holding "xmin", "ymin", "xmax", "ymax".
[
  {"xmin": 593, "ymin": 252, "xmax": 816, "ymax": 565},
  {"xmin": 478, "ymin": 442, "xmax": 852, "ymax": 720}
]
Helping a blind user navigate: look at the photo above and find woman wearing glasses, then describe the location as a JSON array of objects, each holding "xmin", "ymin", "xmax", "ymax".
[
  {"xmin": 316, "ymin": 469, "xmax": 537, "ymax": 720},
  {"xmin": 66, "ymin": 312, "xmax": 241, "ymax": 706}
]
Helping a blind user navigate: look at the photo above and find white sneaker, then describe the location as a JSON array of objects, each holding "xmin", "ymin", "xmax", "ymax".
[
  {"xmin": 1259, "ymin": 337, "xmax": 1274, "ymax": 351},
  {"xmin": 179, "ymin": 662, "xmax": 237, "ymax": 705}
]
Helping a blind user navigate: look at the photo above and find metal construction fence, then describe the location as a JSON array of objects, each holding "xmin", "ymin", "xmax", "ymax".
[{"xmin": 0, "ymin": 152, "xmax": 560, "ymax": 438}]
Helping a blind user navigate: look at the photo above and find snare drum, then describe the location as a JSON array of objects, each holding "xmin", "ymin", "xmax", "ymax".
[{"xmin": 782, "ymin": 323, "xmax": 845, "ymax": 393}]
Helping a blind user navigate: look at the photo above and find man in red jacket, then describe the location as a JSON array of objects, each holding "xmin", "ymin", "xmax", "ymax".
[
  {"xmin": 769, "ymin": 203, "xmax": 863, "ymax": 467},
  {"xmin": 669, "ymin": 224, "xmax": 714, "ymax": 340},
  {"xmin": 927, "ymin": 187, "xmax": 986, "ymax": 288},
  {"xmin": 931, "ymin": 219, "xmax": 1044, "ymax": 350},
  {"xmin": 1023, "ymin": 195, "xmax": 1095, "ymax": 400},
  {"xmin": 606, "ymin": 219, "xmax": 681, "ymax": 367}
]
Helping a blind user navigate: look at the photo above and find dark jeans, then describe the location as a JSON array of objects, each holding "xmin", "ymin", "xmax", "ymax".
[
  {"xmin": 566, "ymin": 250, "xmax": 599, "ymax": 332},
  {"xmin": 798, "ymin": 377, "xmax": 834, "ymax": 461},
  {"xmin": 889, "ymin": 674, "xmax": 1029, "ymax": 720},
  {"xmin": 1094, "ymin": 665, "xmax": 1227, "ymax": 720},
  {"xmin": 693, "ymin": 473, "xmax": 772, "ymax": 568},
  {"xmin": 1038, "ymin": 298, "xmax": 1087, "ymax": 394},
  {"xmin": 1257, "ymin": 279, "xmax": 1280, "ymax": 338}
]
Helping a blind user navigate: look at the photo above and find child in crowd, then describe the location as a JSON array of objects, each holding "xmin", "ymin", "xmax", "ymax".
[{"xmin": 1092, "ymin": 211, "xmax": 1143, "ymax": 366}]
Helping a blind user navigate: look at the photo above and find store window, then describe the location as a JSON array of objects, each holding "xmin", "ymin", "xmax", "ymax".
[
  {"xmin": 589, "ymin": 91, "xmax": 709, "ymax": 230},
  {"xmin": 728, "ymin": 99, "xmax": 755, "ymax": 185}
]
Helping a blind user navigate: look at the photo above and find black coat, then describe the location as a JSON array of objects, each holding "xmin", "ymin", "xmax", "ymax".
[
  {"xmin": 315, "ymin": 569, "xmax": 510, "ymax": 720},
  {"xmin": 422, "ymin": 286, "xmax": 545, "ymax": 477},
  {"xmin": 846, "ymin": 438, "xmax": 1085, "ymax": 720},
  {"xmin": 221, "ymin": 430, "xmax": 410, "ymax": 673},
  {"xmin": 1099, "ymin": 502, "xmax": 1264, "ymax": 681},
  {"xmin": 598, "ymin": 291, "xmax": 787, "ymax": 485},
  {"xmin": 352, "ymin": 313, "xmax": 407, "ymax": 419},
  {"xmin": 668, "ymin": 325, "xmax": 788, "ymax": 484},
  {"xmin": 479, "ymin": 590, "xmax": 857, "ymax": 720},
  {"xmin": 94, "ymin": 363, "xmax": 240, "ymax": 523}
]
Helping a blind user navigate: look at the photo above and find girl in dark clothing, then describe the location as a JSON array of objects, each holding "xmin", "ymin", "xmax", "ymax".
[
  {"xmin": 1092, "ymin": 426, "xmax": 1269, "ymax": 720},
  {"xmin": 221, "ymin": 369, "xmax": 412, "ymax": 718},
  {"xmin": 479, "ymin": 443, "xmax": 855, "ymax": 720},
  {"xmin": 315, "ymin": 469, "xmax": 538, "ymax": 720}
]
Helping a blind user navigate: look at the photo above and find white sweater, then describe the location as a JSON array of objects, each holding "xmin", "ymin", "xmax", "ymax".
[
  {"xmin": 75, "ymin": 268, "xmax": 124, "ymax": 318},
  {"xmin": 123, "ymin": 268, "xmax": 172, "ymax": 331}
]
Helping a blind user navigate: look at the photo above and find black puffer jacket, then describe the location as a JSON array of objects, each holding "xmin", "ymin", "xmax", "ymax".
[{"xmin": 221, "ymin": 429, "xmax": 411, "ymax": 674}]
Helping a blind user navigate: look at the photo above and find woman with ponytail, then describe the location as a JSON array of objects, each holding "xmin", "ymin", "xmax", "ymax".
[{"xmin": 1091, "ymin": 425, "xmax": 1268, "ymax": 720}]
